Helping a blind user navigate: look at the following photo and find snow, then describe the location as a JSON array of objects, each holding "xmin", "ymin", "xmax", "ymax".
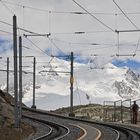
[
  {"xmin": 0, "ymin": 56, "xmax": 140, "ymax": 111},
  {"xmin": 22, "ymin": 59, "xmax": 126, "ymax": 110}
]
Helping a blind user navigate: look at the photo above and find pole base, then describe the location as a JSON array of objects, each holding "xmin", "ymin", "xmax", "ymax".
[
  {"xmin": 31, "ymin": 105, "xmax": 36, "ymax": 109},
  {"xmin": 69, "ymin": 112, "xmax": 75, "ymax": 117}
]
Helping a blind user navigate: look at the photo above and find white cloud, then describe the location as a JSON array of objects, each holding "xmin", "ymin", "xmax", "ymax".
[{"xmin": 0, "ymin": 0, "xmax": 140, "ymax": 64}]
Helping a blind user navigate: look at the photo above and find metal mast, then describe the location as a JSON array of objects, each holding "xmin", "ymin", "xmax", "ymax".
[
  {"xmin": 69, "ymin": 52, "xmax": 75, "ymax": 117},
  {"xmin": 19, "ymin": 36, "xmax": 22, "ymax": 123},
  {"xmin": 7, "ymin": 57, "xmax": 9, "ymax": 94},
  {"xmin": 13, "ymin": 15, "xmax": 19, "ymax": 128},
  {"xmin": 31, "ymin": 57, "xmax": 36, "ymax": 109}
]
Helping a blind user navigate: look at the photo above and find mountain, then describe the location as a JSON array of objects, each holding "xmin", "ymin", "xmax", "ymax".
[
  {"xmin": 0, "ymin": 90, "xmax": 14, "ymax": 127},
  {"xmin": 113, "ymin": 68, "xmax": 140, "ymax": 99},
  {"xmin": 0, "ymin": 57, "xmax": 140, "ymax": 110}
]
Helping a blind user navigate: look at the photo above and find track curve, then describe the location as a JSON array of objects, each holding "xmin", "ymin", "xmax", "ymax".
[{"xmin": 22, "ymin": 107, "xmax": 140, "ymax": 140}]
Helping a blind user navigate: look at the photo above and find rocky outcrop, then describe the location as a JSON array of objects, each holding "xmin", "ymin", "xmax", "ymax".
[
  {"xmin": 0, "ymin": 90, "xmax": 14, "ymax": 127},
  {"xmin": 113, "ymin": 69, "xmax": 140, "ymax": 99}
]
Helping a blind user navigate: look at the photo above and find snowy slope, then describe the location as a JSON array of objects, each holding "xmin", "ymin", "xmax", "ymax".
[
  {"xmin": 0, "ymin": 56, "xmax": 140, "ymax": 110},
  {"xmin": 22, "ymin": 58, "xmax": 140, "ymax": 110}
]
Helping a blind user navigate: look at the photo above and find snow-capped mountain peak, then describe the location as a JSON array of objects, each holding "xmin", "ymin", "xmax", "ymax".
[{"xmin": 0, "ymin": 57, "xmax": 140, "ymax": 110}]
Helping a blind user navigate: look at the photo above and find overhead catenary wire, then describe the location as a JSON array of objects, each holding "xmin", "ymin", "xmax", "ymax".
[
  {"xmin": 22, "ymin": 45, "xmax": 53, "ymax": 55},
  {"xmin": 24, "ymin": 37, "xmax": 50, "ymax": 57},
  {"xmin": 0, "ymin": 19, "xmax": 49, "ymax": 37},
  {"xmin": 117, "ymin": 31, "xmax": 120, "ymax": 56},
  {"xmin": 71, "ymin": 0, "xmax": 115, "ymax": 32},
  {"xmin": 0, "ymin": 19, "xmax": 113, "ymax": 36},
  {"xmin": 23, "ymin": 32, "xmax": 69, "ymax": 59},
  {"xmin": 0, "ymin": 18, "xmax": 137, "ymax": 59},
  {"xmin": 51, "ymin": 30, "xmax": 112, "ymax": 35},
  {"xmin": 0, "ymin": 6, "xmax": 137, "ymax": 62},
  {"xmin": 47, "ymin": 37, "xmax": 66, "ymax": 56},
  {"xmin": 0, "ymin": 0, "xmax": 15, "ymax": 15},
  {"xmin": 134, "ymin": 37, "xmax": 140, "ymax": 55},
  {"xmin": 20, "ymin": 30, "xmax": 112, "ymax": 36},
  {"xmin": 0, "ymin": 29, "xmax": 12, "ymax": 35},
  {"xmin": 22, "ymin": 39, "xmax": 136, "ymax": 59},
  {"xmin": 74, "ymin": 75, "xmax": 82, "ymax": 105},
  {"xmin": 112, "ymin": 0, "xmax": 139, "ymax": 30},
  {"xmin": 23, "ymin": 36, "xmax": 70, "ymax": 71},
  {"xmin": 2, "ymin": 0, "xmax": 140, "ymax": 15},
  {"xmin": 48, "ymin": 11, "xmax": 51, "ymax": 34},
  {"xmin": 51, "ymin": 37, "xmax": 115, "ymax": 46},
  {"xmin": 2, "ymin": 0, "xmax": 49, "ymax": 12}
]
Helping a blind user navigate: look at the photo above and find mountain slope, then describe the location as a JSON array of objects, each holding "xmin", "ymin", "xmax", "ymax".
[{"xmin": 0, "ymin": 57, "xmax": 140, "ymax": 110}]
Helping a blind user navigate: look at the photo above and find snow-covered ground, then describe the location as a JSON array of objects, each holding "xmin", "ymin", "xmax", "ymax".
[
  {"xmin": 0, "ymin": 56, "xmax": 140, "ymax": 111},
  {"xmin": 21, "ymin": 59, "xmax": 133, "ymax": 110}
]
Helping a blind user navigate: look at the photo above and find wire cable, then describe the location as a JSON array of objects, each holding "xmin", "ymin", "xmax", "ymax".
[
  {"xmin": 3, "ymin": 0, "xmax": 140, "ymax": 15},
  {"xmin": 48, "ymin": 11, "xmax": 51, "ymax": 34},
  {"xmin": 71, "ymin": 0, "xmax": 115, "ymax": 32},
  {"xmin": 0, "ymin": 0, "xmax": 15, "ymax": 15},
  {"xmin": 0, "ymin": 29, "xmax": 12, "ymax": 35},
  {"xmin": 74, "ymin": 75, "xmax": 82, "ymax": 105},
  {"xmin": 47, "ymin": 37, "xmax": 67, "ymax": 56},
  {"xmin": 0, "ymin": 19, "xmax": 112, "ymax": 36},
  {"xmin": 2, "ymin": 0, "xmax": 49, "ymax": 12},
  {"xmin": 52, "ymin": 30, "xmax": 112, "ymax": 35},
  {"xmin": 0, "ymin": 20, "xmax": 13, "ymax": 27},
  {"xmin": 51, "ymin": 37, "xmax": 115, "ymax": 46},
  {"xmin": 112, "ymin": 0, "xmax": 139, "ymax": 30},
  {"xmin": 134, "ymin": 37, "xmax": 140, "ymax": 56},
  {"xmin": 117, "ymin": 32, "xmax": 120, "ymax": 56},
  {"xmin": 24, "ymin": 37, "xmax": 50, "ymax": 57}
]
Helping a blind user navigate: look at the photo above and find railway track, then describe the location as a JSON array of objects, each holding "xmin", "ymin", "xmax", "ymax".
[
  {"xmin": 23, "ymin": 114, "xmax": 70, "ymax": 140},
  {"xmin": 23, "ymin": 106, "xmax": 140, "ymax": 140},
  {"xmin": 26, "ymin": 118, "xmax": 53, "ymax": 140}
]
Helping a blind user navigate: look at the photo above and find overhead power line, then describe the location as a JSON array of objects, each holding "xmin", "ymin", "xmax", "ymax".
[
  {"xmin": 51, "ymin": 38, "xmax": 116, "ymax": 46},
  {"xmin": 23, "ymin": 33, "xmax": 68, "ymax": 57},
  {"xmin": 72, "ymin": 0, "xmax": 115, "ymax": 32},
  {"xmin": 134, "ymin": 37, "xmax": 140, "ymax": 55},
  {"xmin": 0, "ymin": 19, "xmax": 113, "ymax": 36},
  {"xmin": 115, "ymin": 29, "xmax": 140, "ymax": 33},
  {"xmin": 113, "ymin": 0, "xmax": 139, "ymax": 30},
  {"xmin": 0, "ymin": 20, "xmax": 51, "ymax": 38},
  {"xmin": 24, "ymin": 37, "xmax": 50, "ymax": 56},
  {"xmin": 0, "ymin": 0, "xmax": 15, "ymax": 15},
  {"xmin": 2, "ymin": 0, "xmax": 49, "ymax": 12},
  {"xmin": 21, "ymin": 30, "xmax": 112, "ymax": 36},
  {"xmin": 47, "ymin": 37, "xmax": 67, "ymax": 55},
  {"xmin": 0, "ymin": 29, "xmax": 12, "ymax": 35},
  {"xmin": 51, "ymin": 30, "xmax": 112, "ymax": 35},
  {"xmin": 116, "ymin": 54, "xmax": 136, "ymax": 57},
  {"xmin": 3, "ymin": 0, "xmax": 140, "ymax": 15},
  {"xmin": 0, "ymin": 20, "xmax": 13, "ymax": 26}
]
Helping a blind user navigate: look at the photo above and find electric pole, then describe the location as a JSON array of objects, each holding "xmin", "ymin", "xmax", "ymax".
[
  {"xmin": 69, "ymin": 52, "xmax": 75, "ymax": 117},
  {"xmin": 19, "ymin": 36, "xmax": 22, "ymax": 124},
  {"xmin": 114, "ymin": 102, "xmax": 116, "ymax": 122},
  {"xmin": 13, "ymin": 15, "xmax": 19, "ymax": 128},
  {"xmin": 7, "ymin": 57, "xmax": 9, "ymax": 94},
  {"xmin": 31, "ymin": 57, "xmax": 36, "ymax": 109}
]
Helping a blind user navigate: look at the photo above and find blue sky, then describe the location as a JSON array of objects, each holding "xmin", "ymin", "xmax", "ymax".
[
  {"xmin": 1, "ymin": 38, "xmax": 140, "ymax": 72},
  {"xmin": 56, "ymin": 50, "xmax": 140, "ymax": 71},
  {"xmin": 112, "ymin": 59, "xmax": 140, "ymax": 71},
  {"xmin": 56, "ymin": 51, "xmax": 90, "ymax": 63},
  {"xmin": 0, "ymin": 38, "xmax": 12, "ymax": 53},
  {"xmin": 1, "ymin": 0, "xmax": 140, "ymax": 70}
]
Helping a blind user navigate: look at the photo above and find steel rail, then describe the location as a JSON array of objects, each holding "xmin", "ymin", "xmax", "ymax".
[
  {"xmin": 54, "ymin": 123, "xmax": 70, "ymax": 140},
  {"xmin": 23, "ymin": 106, "xmax": 140, "ymax": 140},
  {"xmin": 33, "ymin": 121, "xmax": 53, "ymax": 140},
  {"xmin": 109, "ymin": 123, "xmax": 140, "ymax": 140},
  {"xmin": 23, "ymin": 114, "xmax": 70, "ymax": 140},
  {"xmin": 109, "ymin": 127, "xmax": 120, "ymax": 140}
]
